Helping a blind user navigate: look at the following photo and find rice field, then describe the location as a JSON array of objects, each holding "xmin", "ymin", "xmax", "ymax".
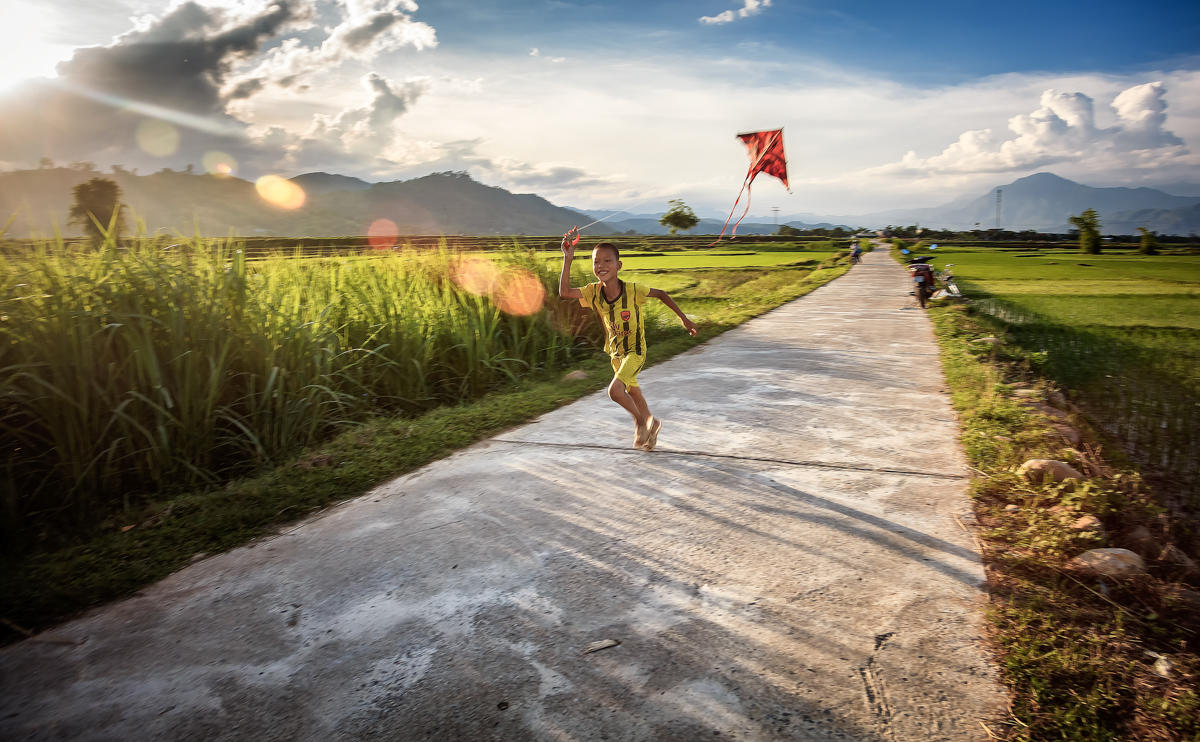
[
  {"xmin": 926, "ymin": 245, "xmax": 1200, "ymax": 509},
  {"xmin": 0, "ymin": 236, "xmax": 848, "ymax": 547}
]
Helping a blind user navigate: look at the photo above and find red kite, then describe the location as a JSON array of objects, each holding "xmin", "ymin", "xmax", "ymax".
[{"xmin": 712, "ymin": 128, "xmax": 789, "ymax": 243}]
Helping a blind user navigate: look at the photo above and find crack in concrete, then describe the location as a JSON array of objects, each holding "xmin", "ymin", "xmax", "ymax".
[
  {"xmin": 493, "ymin": 438, "xmax": 970, "ymax": 480},
  {"xmin": 860, "ymin": 632, "xmax": 898, "ymax": 741}
]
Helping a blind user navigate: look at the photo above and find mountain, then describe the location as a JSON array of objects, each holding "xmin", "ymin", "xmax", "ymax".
[
  {"xmin": 0, "ymin": 168, "xmax": 599, "ymax": 238},
  {"xmin": 837, "ymin": 173, "xmax": 1200, "ymax": 234},
  {"xmin": 938, "ymin": 173, "xmax": 1200, "ymax": 232},
  {"xmin": 289, "ymin": 172, "xmax": 372, "ymax": 196}
]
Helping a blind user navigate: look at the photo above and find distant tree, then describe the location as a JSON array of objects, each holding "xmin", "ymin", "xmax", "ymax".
[
  {"xmin": 659, "ymin": 199, "xmax": 699, "ymax": 234},
  {"xmin": 110, "ymin": 164, "xmax": 128, "ymax": 175},
  {"xmin": 38, "ymin": 157, "xmax": 55, "ymax": 169},
  {"xmin": 1137, "ymin": 226, "xmax": 1158, "ymax": 255},
  {"xmin": 68, "ymin": 177, "xmax": 126, "ymax": 243},
  {"xmin": 69, "ymin": 161, "xmax": 97, "ymax": 172},
  {"xmin": 777, "ymin": 224, "xmax": 802, "ymax": 236},
  {"xmin": 185, "ymin": 163, "xmax": 194, "ymax": 174},
  {"xmin": 1069, "ymin": 208, "xmax": 1102, "ymax": 254}
]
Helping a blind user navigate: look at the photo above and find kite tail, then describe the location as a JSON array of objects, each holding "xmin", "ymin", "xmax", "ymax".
[
  {"xmin": 708, "ymin": 176, "xmax": 751, "ymax": 246},
  {"xmin": 730, "ymin": 181, "xmax": 754, "ymax": 239}
]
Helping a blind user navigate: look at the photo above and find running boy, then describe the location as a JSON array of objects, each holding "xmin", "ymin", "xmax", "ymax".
[{"xmin": 559, "ymin": 228, "xmax": 698, "ymax": 451}]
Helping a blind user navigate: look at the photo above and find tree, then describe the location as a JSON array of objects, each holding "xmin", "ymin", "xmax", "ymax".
[
  {"xmin": 37, "ymin": 157, "xmax": 55, "ymax": 169},
  {"xmin": 776, "ymin": 224, "xmax": 802, "ymax": 236},
  {"xmin": 68, "ymin": 177, "xmax": 126, "ymax": 243},
  {"xmin": 659, "ymin": 199, "xmax": 699, "ymax": 234},
  {"xmin": 1137, "ymin": 226, "xmax": 1158, "ymax": 255},
  {"xmin": 1068, "ymin": 208, "xmax": 1101, "ymax": 254}
]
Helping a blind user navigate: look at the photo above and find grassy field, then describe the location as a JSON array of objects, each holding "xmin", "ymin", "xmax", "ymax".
[
  {"xmin": 894, "ymin": 242, "xmax": 1200, "ymax": 740},
  {"xmin": 0, "ymin": 237, "xmax": 851, "ymax": 642},
  {"xmin": 925, "ymin": 246, "xmax": 1200, "ymax": 512}
]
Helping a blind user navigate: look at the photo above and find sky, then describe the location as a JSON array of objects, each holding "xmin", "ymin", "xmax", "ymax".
[{"xmin": 1, "ymin": 0, "xmax": 1198, "ymax": 217}]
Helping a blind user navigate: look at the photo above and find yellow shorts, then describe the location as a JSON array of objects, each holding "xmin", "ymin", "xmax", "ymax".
[{"xmin": 610, "ymin": 353, "xmax": 645, "ymax": 390}]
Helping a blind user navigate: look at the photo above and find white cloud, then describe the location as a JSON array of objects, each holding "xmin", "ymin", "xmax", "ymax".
[
  {"xmin": 700, "ymin": 0, "xmax": 772, "ymax": 25},
  {"xmin": 867, "ymin": 82, "xmax": 1188, "ymax": 180}
]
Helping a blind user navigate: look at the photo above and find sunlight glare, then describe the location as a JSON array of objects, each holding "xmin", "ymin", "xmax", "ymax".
[
  {"xmin": 136, "ymin": 119, "xmax": 180, "ymax": 157},
  {"xmin": 450, "ymin": 256, "xmax": 501, "ymax": 296},
  {"xmin": 367, "ymin": 218, "xmax": 399, "ymax": 249},
  {"xmin": 494, "ymin": 268, "xmax": 546, "ymax": 316},
  {"xmin": 202, "ymin": 151, "xmax": 236, "ymax": 177},
  {"xmin": 255, "ymin": 175, "xmax": 306, "ymax": 210}
]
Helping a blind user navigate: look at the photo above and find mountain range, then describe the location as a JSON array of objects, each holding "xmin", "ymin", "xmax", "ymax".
[{"xmin": 1, "ymin": 167, "xmax": 1197, "ymax": 238}]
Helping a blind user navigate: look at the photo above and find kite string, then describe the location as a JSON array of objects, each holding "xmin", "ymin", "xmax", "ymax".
[
  {"xmin": 730, "ymin": 181, "xmax": 755, "ymax": 239},
  {"xmin": 707, "ymin": 173, "xmax": 751, "ymax": 246}
]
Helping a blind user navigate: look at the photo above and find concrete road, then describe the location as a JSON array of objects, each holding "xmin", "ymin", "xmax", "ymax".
[{"xmin": 0, "ymin": 249, "xmax": 1009, "ymax": 741}]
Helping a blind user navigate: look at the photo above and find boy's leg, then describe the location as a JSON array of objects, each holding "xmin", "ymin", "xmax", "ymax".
[
  {"xmin": 629, "ymin": 385, "xmax": 661, "ymax": 450},
  {"xmin": 609, "ymin": 355, "xmax": 650, "ymax": 447}
]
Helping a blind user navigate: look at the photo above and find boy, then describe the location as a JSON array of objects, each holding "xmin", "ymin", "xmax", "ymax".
[{"xmin": 559, "ymin": 228, "xmax": 698, "ymax": 451}]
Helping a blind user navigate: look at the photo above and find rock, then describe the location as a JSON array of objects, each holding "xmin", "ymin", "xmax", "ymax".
[
  {"xmin": 1158, "ymin": 545, "xmax": 1198, "ymax": 573},
  {"xmin": 1124, "ymin": 525, "xmax": 1161, "ymax": 557},
  {"xmin": 1068, "ymin": 548, "xmax": 1146, "ymax": 578},
  {"xmin": 1018, "ymin": 459, "xmax": 1083, "ymax": 483},
  {"xmin": 562, "ymin": 369, "xmax": 589, "ymax": 381},
  {"xmin": 1162, "ymin": 584, "xmax": 1200, "ymax": 613},
  {"xmin": 1047, "ymin": 390, "xmax": 1068, "ymax": 409},
  {"xmin": 1050, "ymin": 424, "xmax": 1082, "ymax": 446},
  {"xmin": 1004, "ymin": 504, "xmax": 1019, "ymax": 513},
  {"xmin": 1030, "ymin": 402, "xmax": 1070, "ymax": 421},
  {"xmin": 1070, "ymin": 515, "xmax": 1104, "ymax": 533}
]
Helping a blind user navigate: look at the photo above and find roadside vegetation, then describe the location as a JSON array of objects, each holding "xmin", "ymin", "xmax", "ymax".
[
  {"xmin": 0, "ymin": 234, "xmax": 850, "ymax": 643},
  {"xmin": 893, "ymin": 242, "xmax": 1199, "ymax": 740}
]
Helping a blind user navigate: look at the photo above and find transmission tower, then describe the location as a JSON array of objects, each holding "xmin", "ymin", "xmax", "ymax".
[
  {"xmin": 771, "ymin": 206, "xmax": 780, "ymax": 226},
  {"xmin": 996, "ymin": 188, "xmax": 1002, "ymax": 230}
]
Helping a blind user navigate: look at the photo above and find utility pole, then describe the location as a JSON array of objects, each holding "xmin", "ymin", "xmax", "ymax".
[
  {"xmin": 771, "ymin": 206, "xmax": 780, "ymax": 226},
  {"xmin": 996, "ymin": 188, "xmax": 1002, "ymax": 230}
]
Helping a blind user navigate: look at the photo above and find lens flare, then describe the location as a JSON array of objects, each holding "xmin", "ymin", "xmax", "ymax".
[
  {"xmin": 255, "ymin": 175, "xmax": 306, "ymax": 210},
  {"xmin": 450, "ymin": 256, "xmax": 501, "ymax": 295},
  {"xmin": 202, "ymin": 150, "xmax": 236, "ymax": 177},
  {"xmin": 367, "ymin": 218, "xmax": 399, "ymax": 249},
  {"xmin": 494, "ymin": 268, "xmax": 546, "ymax": 316},
  {"xmin": 136, "ymin": 119, "xmax": 179, "ymax": 157}
]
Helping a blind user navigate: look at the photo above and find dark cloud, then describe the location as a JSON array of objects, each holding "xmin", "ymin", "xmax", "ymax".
[
  {"xmin": 337, "ymin": 12, "xmax": 401, "ymax": 51},
  {"xmin": 0, "ymin": 0, "xmax": 313, "ymax": 169}
]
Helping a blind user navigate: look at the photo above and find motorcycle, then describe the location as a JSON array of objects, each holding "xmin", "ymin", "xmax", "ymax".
[{"xmin": 907, "ymin": 256, "xmax": 935, "ymax": 308}]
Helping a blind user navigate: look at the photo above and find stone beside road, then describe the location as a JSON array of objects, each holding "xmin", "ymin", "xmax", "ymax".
[{"xmin": 0, "ymin": 249, "xmax": 1009, "ymax": 741}]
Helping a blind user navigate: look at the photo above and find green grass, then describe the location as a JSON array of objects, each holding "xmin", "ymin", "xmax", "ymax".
[
  {"xmin": 900, "ymin": 239, "xmax": 1200, "ymax": 740},
  {"xmin": 0, "ymin": 244, "xmax": 851, "ymax": 643},
  {"xmin": 916, "ymin": 245, "xmax": 1200, "ymax": 512}
]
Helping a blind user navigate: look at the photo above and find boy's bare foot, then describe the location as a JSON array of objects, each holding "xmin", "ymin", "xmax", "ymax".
[
  {"xmin": 641, "ymin": 417, "xmax": 661, "ymax": 451},
  {"xmin": 634, "ymin": 420, "xmax": 649, "ymax": 449}
]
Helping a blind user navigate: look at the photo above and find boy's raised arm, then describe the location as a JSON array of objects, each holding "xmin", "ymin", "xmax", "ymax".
[
  {"xmin": 559, "ymin": 227, "xmax": 582, "ymax": 299},
  {"xmin": 648, "ymin": 288, "xmax": 698, "ymax": 337}
]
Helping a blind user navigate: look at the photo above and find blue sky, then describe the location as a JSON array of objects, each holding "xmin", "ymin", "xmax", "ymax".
[{"xmin": 1, "ymin": 0, "xmax": 1197, "ymax": 217}]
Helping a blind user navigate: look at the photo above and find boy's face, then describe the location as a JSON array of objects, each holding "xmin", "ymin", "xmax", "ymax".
[{"xmin": 591, "ymin": 247, "xmax": 621, "ymax": 283}]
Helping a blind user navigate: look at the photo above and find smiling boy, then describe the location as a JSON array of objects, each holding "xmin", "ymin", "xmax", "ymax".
[{"xmin": 559, "ymin": 228, "xmax": 698, "ymax": 450}]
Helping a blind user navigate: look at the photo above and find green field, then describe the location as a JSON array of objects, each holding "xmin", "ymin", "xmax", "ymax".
[{"xmin": 922, "ymin": 245, "xmax": 1200, "ymax": 506}]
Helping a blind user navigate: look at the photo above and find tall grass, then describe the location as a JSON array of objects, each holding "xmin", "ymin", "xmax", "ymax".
[{"xmin": 0, "ymin": 237, "xmax": 584, "ymax": 543}]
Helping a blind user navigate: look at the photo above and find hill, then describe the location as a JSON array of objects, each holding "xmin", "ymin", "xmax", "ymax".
[{"xmin": 0, "ymin": 168, "xmax": 598, "ymax": 238}]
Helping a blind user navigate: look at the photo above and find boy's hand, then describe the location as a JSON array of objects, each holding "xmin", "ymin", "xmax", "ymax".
[
  {"xmin": 561, "ymin": 226, "xmax": 580, "ymax": 256},
  {"xmin": 682, "ymin": 317, "xmax": 699, "ymax": 337}
]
